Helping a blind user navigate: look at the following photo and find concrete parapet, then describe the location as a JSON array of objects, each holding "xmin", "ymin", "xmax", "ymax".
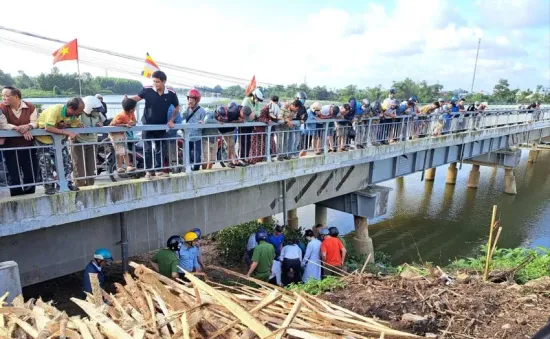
[
  {"xmin": 468, "ymin": 164, "xmax": 481, "ymax": 188},
  {"xmin": 0, "ymin": 261, "xmax": 22, "ymax": 303}
]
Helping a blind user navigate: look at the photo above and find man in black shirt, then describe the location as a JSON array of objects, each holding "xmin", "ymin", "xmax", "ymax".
[{"xmin": 128, "ymin": 71, "xmax": 180, "ymax": 179}]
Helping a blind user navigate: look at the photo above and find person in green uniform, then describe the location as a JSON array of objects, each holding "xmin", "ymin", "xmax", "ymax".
[
  {"xmin": 246, "ymin": 229, "xmax": 275, "ymax": 281},
  {"xmin": 151, "ymin": 235, "xmax": 182, "ymax": 279}
]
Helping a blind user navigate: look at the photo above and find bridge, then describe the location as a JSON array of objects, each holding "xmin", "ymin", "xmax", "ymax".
[{"xmin": 0, "ymin": 109, "xmax": 549, "ymax": 288}]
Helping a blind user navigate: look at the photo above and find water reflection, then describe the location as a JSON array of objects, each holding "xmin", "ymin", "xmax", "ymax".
[{"xmin": 275, "ymin": 150, "xmax": 550, "ymax": 265}]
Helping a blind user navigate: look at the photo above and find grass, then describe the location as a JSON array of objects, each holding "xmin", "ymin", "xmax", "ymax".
[{"xmin": 286, "ymin": 276, "xmax": 346, "ymax": 295}]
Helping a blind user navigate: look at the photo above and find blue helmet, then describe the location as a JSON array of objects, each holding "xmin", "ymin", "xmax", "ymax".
[
  {"xmin": 191, "ymin": 228, "xmax": 202, "ymax": 238},
  {"xmin": 255, "ymin": 228, "xmax": 267, "ymax": 243},
  {"xmin": 390, "ymin": 88, "xmax": 396, "ymax": 94},
  {"xmin": 410, "ymin": 96, "xmax": 418, "ymax": 102},
  {"xmin": 93, "ymin": 248, "xmax": 113, "ymax": 262}
]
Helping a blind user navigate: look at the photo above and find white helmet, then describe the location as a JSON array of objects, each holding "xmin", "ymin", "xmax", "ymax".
[
  {"xmin": 252, "ymin": 88, "xmax": 264, "ymax": 102},
  {"xmin": 82, "ymin": 96, "xmax": 106, "ymax": 114}
]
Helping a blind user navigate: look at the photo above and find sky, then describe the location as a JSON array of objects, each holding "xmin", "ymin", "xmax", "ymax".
[{"xmin": 0, "ymin": 0, "xmax": 549, "ymax": 93}]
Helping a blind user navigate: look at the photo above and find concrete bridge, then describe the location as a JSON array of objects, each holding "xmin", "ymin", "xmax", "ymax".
[{"xmin": 1, "ymin": 110, "xmax": 550, "ymax": 286}]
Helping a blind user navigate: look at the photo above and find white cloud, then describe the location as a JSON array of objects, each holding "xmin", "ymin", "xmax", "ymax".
[
  {"xmin": 0, "ymin": 0, "xmax": 547, "ymax": 93},
  {"xmin": 475, "ymin": 0, "xmax": 550, "ymax": 28}
]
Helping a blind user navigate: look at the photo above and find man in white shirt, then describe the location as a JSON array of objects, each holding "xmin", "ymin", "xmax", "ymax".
[
  {"xmin": 280, "ymin": 241, "xmax": 303, "ymax": 286},
  {"xmin": 245, "ymin": 231, "xmax": 258, "ymax": 269}
]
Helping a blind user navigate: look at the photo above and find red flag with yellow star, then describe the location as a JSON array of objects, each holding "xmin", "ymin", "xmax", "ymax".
[{"xmin": 52, "ymin": 39, "xmax": 79, "ymax": 65}]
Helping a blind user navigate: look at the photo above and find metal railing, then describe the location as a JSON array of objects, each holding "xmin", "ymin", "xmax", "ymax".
[{"xmin": 0, "ymin": 109, "xmax": 548, "ymax": 195}]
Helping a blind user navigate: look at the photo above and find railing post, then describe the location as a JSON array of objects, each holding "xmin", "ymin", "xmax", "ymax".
[
  {"xmin": 265, "ymin": 124, "xmax": 272, "ymax": 163},
  {"xmin": 365, "ymin": 119, "xmax": 372, "ymax": 147},
  {"xmin": 323, "ymin": 122, "xmax": 329, "ymax": 156},
  {"xmin": 184, "ymin": 128, "xmax": 191, "ymax": 174},
  {"xmin": 53, "ymin": 135, "xmax": 69, "ymax": 192}
]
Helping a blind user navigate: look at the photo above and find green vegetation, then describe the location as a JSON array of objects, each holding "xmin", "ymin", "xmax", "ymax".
[
  {"xmin": 198, "ymin": 78, "xmax": 550, "ymax": 104},
  {"xmin": 448, "ymin": 246, "xmax": 550, "ymax": 284},
  {"xmin": 286, "ymin": 276, "xmax": 346, "ymax": 295},
  {"xmin": 0, "ymin": 68, "xmax": 143, "ymax": 97},
  {"xmin": 216, "ymin": 221, "xmax": 306, "ymax": 265}
]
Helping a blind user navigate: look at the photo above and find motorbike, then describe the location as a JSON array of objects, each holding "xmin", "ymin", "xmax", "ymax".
[{"xmin": 96, "ymin": 136, "xmax": 145, "ymax": 182}]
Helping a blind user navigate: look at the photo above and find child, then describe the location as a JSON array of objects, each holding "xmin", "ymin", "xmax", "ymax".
[{"xmin": 109, "ymin": 98, "xmax": 137, "ymax": 173}]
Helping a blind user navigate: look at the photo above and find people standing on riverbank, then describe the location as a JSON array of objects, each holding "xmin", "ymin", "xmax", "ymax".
[
  {"xmin": 190, "ymin": 228, "xmax": 206, "ymax": 271},
  {"xmin": 267, "ymin": 225, "xmax": 285, "ymax": 259},
  {"xmin": 280, "ymin": 239, "xmax": 303, "ymax": 286},
  {"xmin": 127, "ymin": 71, "xmax": 180, "ymax": 179},
  {"xmin": 182, "ymin": 89, "xmax": 206, "ymax": 171},
  {"xmin": 83, "ymin": 248, "xmax": 113, "ymax": 294},
  {"xmin": 246, "ymin": 229, "xmax": 275, "ymax": 281},
  {"xmin": 72, "ymin": 96, "xmax": 106, "ymax": 187},
  {"xmin": 36, "ymin": 97, "xmax": 84, "ymax": 194},
  {"xmin": 0, "ymin": 86, "xmax": 40, "ymax": 197},
  {"xmin": 321, "ymin": 226, "xmax": 347, "ymax": 274},
  {"xmin": 302, "ymin": 229, "xmax": 322, "ymax": 283},
  {"xmin": 245, "ymin": 230, "xmax": 258, "ymax": 269},
  {"xmin": 178, "ymin": 231, "xmax": 201, "ymax": 280},
  {"xmin": 151, "ymin": 235, "xmax": 182, "ymax": 279}
]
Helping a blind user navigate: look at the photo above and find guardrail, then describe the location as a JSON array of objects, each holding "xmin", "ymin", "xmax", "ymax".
[{"xmin": 0, "ymin": 109, "xmax": 548, "ymax": 196}]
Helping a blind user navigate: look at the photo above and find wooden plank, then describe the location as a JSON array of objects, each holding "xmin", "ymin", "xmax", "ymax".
[
  {"xmin": 71, "ymin": 298, "xmax": 133, "ymax": 339},
  {"xmin": 274, "ymin": 296, "xmax": 302, "ymax": 339},
  {"xmin": 11, "ymin": 316, "xmax": 38, "ymax": 338},
  {"xmin": 71, "ymin": 317, "xmax": 94, "ymax": 339},
  {"xmin": 179, "ymin": 267, "xmax": 273, "ymax": 339},
  {"xmin": 180, "ymin": 312, "xmax": 190, "ymax": 339}
]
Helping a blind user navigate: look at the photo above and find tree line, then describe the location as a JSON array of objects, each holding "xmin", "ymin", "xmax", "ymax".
[
  {"xmin": 1, "ymin": 68, "xmax": 548, "ymax": 104},
  {"xmin": 0, "ymin": 68, "xmax": 143, "ymax": 97}
]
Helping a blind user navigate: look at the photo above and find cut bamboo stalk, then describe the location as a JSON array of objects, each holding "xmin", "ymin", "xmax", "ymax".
[
  {"xmin": 71, "ymin": 298, "xmax": 133, "ymax": 339},
  {"xmin": 484, "ymin": 205, "xmax": 498, "ymax": 281},
  {"xmin": 179, "ymin": 266, "xmax": 273, "ymax": 339},
  {"xmin": 489, "ymin": 227, "xmax": 503, "ymax": 259},
  {"xmin": 71, "ymin": 317, "xmax": 94, "ymax": 339},
  {"xmin": 360, "ymin": 253, "xmax": 373, "ymax": 274},
  {"xmin": 89, "ymin": 273, "xmax": 103, "ymax": 307},
  {"xmin": 11, "ymin": 316, "xmax": 38, "ymax": 338},
  {"xmin": 305, "ymin": 260, "xmax": 346, "ymax": 277},
  {"xmin": 275, "ymin": 296, "xmax": 302, "ymax": 339}
]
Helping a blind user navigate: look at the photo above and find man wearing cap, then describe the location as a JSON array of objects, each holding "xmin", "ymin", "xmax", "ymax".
[{"xmin": 83, "ymin": 248, "xmax": 113, "ymax": 294}]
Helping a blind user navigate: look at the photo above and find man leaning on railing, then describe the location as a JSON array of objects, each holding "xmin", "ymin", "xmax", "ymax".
[
  {"xmin": 36, "ymin": 98, "xmax": 84, "ymax": 194},
  {"xmin": 0, "ymin": 86, "xmax": 40, "ymax": 197}
]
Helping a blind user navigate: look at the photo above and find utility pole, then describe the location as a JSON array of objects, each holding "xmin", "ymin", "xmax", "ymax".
[{"xmin": 470, "ymin": 38, "xmax": 481, "ymax": 93}]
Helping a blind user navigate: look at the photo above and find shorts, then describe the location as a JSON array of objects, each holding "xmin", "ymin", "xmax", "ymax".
[
  {"xmin": 109, "ymin": 133, "xmax": 127, "ymax": 156},
  {"xmin": 222, "ymin": 132, "xmax": 236, "ymax": 151},
  {"xmin": 201, "ymin": 136, "xmax": 217, "ymax": 163}
]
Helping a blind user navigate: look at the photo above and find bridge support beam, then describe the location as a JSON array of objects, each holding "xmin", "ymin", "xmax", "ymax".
[
  {"xmin": 314, "ymin": 205, "xmax": 327, "ymax": 227},
  {"xmin": 425, "ymin": 168, "xmax": 436, "ymax": 181},
  {"xmin": 446, "ymin": 162, "xmax": 458, "ymax": 185},
  {"xmin": 287, "ymin": 209, "xmax": 299, "ymax": 229},
  {"xmin": 504, "ymin": 168, "xmax": 517, "ymax": 195},
  {"xmin": 467, "ymin": 164, "xmax": 481, "ymax": 188},
  {"xmin": 528, "ymin": 150, "xmax": 539, "ymax": 163},
  {"xmin": 353, "ymin": 216, "xmax": 374, "ymax": 262}
]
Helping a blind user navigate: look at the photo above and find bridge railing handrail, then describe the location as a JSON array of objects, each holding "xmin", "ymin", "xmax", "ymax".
[{"xmin": 0, "ymin": 109, "xmax": 548, "ymax": 195}]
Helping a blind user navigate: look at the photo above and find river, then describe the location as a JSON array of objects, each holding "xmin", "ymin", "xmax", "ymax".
[{"xmin": 277, "ymin": 149, "xmax": 550, "ymax": 265}]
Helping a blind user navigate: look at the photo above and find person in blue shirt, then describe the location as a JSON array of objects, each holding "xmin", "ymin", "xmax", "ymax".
[
  {"xmin": 178, "ymin": 231, "xmax": 200, "ymax": 280},
  {"xmin": 83, "ymin": 248, "xmax": 113, "ymax": 294},
  {"xmin": 267, "ymin": 225, "xmax": 285, "ymax": 259}
]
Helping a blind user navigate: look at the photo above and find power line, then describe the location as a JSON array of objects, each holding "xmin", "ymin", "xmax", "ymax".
[{"xmin": 0, "ymin": 25, "xmax": 275, "ymax": 87}]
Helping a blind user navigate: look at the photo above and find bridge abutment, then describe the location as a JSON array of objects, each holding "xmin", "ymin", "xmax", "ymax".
[
  {"xmin": 425, "ymin": 168, "xmax": 436, "ymax": 181},
  {"xmin": 467, "ymin": 164, "xmax": 481, "ymax": 188},
  {"xmin": 353, "ymin": 216, "xmax": 374, "ymax": 262},
  {"xmin": 446, "ymin": 162, "xmax": 458, "ymax": 185}
]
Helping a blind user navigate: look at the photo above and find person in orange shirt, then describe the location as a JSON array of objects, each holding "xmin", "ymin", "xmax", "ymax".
[
  {"xmin": 109, "ymin": 98, "xmax": 137, "ymax": 173},
  {"xmin": 320, "ymin": 226, "xmax": 347, "ymax": 275}
]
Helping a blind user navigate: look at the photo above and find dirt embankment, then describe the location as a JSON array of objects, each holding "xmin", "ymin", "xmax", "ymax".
[{"xmin": 323, "ymin": 274, "xmax": 550, "ymax": 338}]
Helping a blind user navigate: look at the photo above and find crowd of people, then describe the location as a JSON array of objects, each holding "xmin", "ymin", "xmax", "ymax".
[{"xmin": 0, "ymin": 70, "xmax": 544, "ymax": 196}]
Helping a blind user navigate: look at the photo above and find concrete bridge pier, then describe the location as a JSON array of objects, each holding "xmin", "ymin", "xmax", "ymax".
[
  {"xmin": 353, "ymin": 216, "xmax": 374, "ymax": 263},
  {"xmin": 467, "ymin": 164, "xmax": 481, "ymax": 188},
  {"xmin": 424, "ymin": 168, "xmax": 436, "ymax": 181},
  {"xmin": 504, "ymin": 168, "xmax": 517, "ymax": 195},
  {"xmin": 314, "ymin": 205, "xmax": 327, "ymax": 227},
  {"xmin": 287, "ymin": 209, "xmax": 299, "ymax": 229},
  {"xmin": 528, "ymin": 150, "xmax": 539, "ymax": 163},
  {"xmin": 257, "ymin": 216, "xmax": 273, "ymax": 224},
  {"xmin": 446, "ymin": 162, "xmax": 458, "ymax": 185}
]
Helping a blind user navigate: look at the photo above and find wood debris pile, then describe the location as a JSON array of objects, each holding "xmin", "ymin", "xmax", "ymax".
[{"xmin": 0, "ymin": 262, "xmax": 419, "ymax": 339}]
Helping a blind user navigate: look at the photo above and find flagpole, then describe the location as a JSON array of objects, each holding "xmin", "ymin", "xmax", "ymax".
[{"xmin": 76, "ymin": 59, "xmax": 82, "ymax": 97}]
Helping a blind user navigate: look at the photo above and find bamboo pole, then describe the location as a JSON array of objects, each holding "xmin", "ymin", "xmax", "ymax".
[{"xmin": 483, "ymin": 205, "xmax": 498, "ymax": 281}]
